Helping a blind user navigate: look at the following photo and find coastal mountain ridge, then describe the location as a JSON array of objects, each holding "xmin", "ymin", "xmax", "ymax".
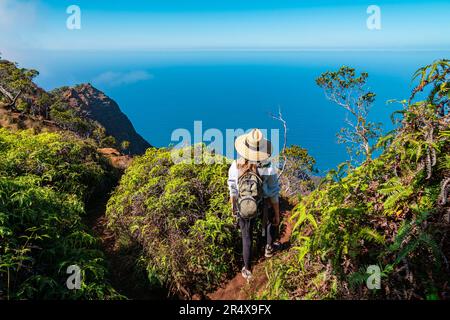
[
  {"xmin": 0, "ymin": 58, "xmax": 151, "ymax": 156},
  {"xmin": 53, "ymin": 83, "xmax": 151, "ymax": 155}
]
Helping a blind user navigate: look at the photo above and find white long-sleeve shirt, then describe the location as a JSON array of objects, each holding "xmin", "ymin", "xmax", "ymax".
[{"xmin": 227, "ymin": 160, "xmax": 280, "ymax": 203}]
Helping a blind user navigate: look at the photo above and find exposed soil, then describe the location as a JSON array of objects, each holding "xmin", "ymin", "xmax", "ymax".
[
  {"xmin": 208, "ymin": 205, "xmax": 293, "ymax": 300},
  {"xmin": 98, "ymin": 148, "xmax": 133, "ymax": 170},
  {"xmin": 0, "ymin": 108, "xmax": 60, "ymax": 132},
  {"xmin": 86, "ymin": 193, "xmax": 169, "ymax": 300},
  {"xmin": 85, "ymin": 193, "xmax": 293, "ymax": 301},
  {"xmin": 84, "ymin": 153, "xmax": 294, "ymax": 301}
]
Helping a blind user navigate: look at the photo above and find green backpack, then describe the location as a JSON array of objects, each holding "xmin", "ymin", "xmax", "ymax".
[{"xmin": 237, "ymin": 169, "xmax": 263, "ymax": 219}]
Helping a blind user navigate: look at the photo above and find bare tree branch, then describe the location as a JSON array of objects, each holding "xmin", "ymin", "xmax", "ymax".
[
  {"xmin": 270, "ymin": 106, "xmax": 288, "ymax": 180},
  {"xmin": 0, "ymin": 85, "xmax": 21, "ymax": 109},
  {"xmin": 0, "ymin": 85, "xmax": 14, "ymax": 101}
]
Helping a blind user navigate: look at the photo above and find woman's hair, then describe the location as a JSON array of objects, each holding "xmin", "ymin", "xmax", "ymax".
[{"xmin": 237, "ymin": 158, "xmax": 259, "ymax": 178}]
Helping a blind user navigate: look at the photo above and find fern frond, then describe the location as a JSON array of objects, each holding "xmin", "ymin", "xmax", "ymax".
[{"xmin": 358, "ymin": 227, "xmax": 386, "ymax": 245}]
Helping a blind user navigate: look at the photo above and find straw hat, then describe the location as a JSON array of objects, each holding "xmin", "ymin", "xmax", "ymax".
[{"xmin": 235, "ymin": 129, "xmax": 272, "ymax": 162}]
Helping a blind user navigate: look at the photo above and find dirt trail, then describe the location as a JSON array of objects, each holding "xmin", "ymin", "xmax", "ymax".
[
  {"xmin": 84, "ymin": 169, "xmax": 294, "ymax": 301},
  {"xmin": 86, "ymin": 194, "xmax": 168, "ymax": 300},
  {"xmin": 208, "ymin": 207, "xmax": 293, "ymax": 300}
]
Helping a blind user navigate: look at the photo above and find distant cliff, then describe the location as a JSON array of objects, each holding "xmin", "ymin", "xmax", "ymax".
[
  {"xmin": 53, "ymin": 84, "xmax": 151, "ymax": 155},
  {"xmin": 0, "ymin": 58, "xmax": 151, "ymax": 155}
]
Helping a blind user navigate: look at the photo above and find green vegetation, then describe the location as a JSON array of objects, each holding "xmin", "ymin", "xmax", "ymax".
[
  {"xmin": 2, "ymin": 54, "xmax": 449, "ymax": 300},
  {"xmin": 260, "ymin": 60, "xmax": 450, "ymax": 300},
  {"xmin": 48, "ymin": 98, "xmax": 101, "ymax": 140},
  {"xmin": 0, "ymin": 58, "xmax": 117, "ymax": 148},
  {"xmin": 0, "ymin": 59, "xmax": 44, "ymax": 115},
  {"xmin": 106, "ymin": 146, "xmax": 240, "ymax": 297},
  {"xmin": 278, "ymin": 145, "xmax": 317, "ymax": 201},
  {"xmin": 120, "ymin": 140, "xmax": 131, "ymax": 154},
  {"xmin": 0, "ymin": 129, "xmax": 121, "ymax": 299}
]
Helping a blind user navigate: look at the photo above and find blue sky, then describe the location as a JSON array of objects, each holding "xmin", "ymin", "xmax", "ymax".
[
  {"xmin": 1, "ymin": 0, "xmax": 450, "ymax": 56},
  {"xmin": 0, "ymin": 1, "xmax": 448, "ymax": 169}
]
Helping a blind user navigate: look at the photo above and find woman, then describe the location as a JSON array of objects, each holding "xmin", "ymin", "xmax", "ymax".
[{"xmin": 227, "ymin": 129, "xmax": 280, "ymax": 280}]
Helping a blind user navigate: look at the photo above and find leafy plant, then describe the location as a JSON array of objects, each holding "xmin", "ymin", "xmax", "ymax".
[
  {"xmin": 0, "ymin": 129, "xmax": 121, "ymax": 299},
  {"xmin": 106, "ymin": 145, "xmax": 240, "ymax": 298},
  {"xmin": 260, "ymin": 60, "xmax": 450, "ymax": 300}
]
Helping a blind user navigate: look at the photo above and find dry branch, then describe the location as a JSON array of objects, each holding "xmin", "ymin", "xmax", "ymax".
[
  {"xmin": 270, "ymin": 107, "xmax": 288, "ymax": 180},
  {"xmin": 0, "ymin": 85, "xmax": 21, "ymax": 109}
]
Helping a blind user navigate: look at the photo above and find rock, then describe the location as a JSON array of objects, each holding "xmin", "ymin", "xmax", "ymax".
[
  {"xmin": 98, "ymin": 147, "xmax": 121, "ymax": 157},
  {"xmin": 55, "ymin": 83, "xmax": 151, "ymax": 155},
  {"xmin": 98, "ymin": 147, "xmax": 132, "ymax": 170}
]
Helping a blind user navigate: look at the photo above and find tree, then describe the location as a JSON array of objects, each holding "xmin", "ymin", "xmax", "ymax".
[
  {"xmin": 0, "ymin": 84, "xmax": 21, "ymax": 109},
  {"xmin": 0, "ymin": 59, "xmax": 39, "ymax": 111},
  {"xmin": 279, "ymin": 145, "xmax": 317, "ymax": 198},
  {"xmin": 316, "ymin": 66, "xmax": 382, "ymax": 163},
  {"xmin": 410, "ymin": 59, "xmax": 449, "ymax": 116},
  {"xmin": 120, "ymin": 140, "xmax": 131, "ymax": 154},
  {"xmin": 101, "ymin": 135, "xmax": 116, "ymax": 148}
]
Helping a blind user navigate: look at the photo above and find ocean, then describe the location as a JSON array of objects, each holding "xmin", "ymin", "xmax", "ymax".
[{"xmin": 19, "ymin": 49, "xmax": 449, "ymax": 173}]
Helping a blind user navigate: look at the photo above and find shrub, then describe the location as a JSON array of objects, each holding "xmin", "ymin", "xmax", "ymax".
[
  {"xmin": 260, "ymin": 102, "xmax": 450, "ymax": 300},
  {"xmin": 0, "ymin": 129, "xmax": 121, "ymax": 299},
  {"xmin": 106, "ymin": 146, "xmax": 240, "ymax": 297}
]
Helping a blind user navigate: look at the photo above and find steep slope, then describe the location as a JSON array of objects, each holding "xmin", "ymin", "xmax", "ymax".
[
  {"xmin": 0, "ymin": 58, "xmax": 151, "ymax": 155},
  {"xmin": 106, "ymin": 146, "xmax": 241, "ymax": 299},
  {"xmin": 0, "ymin": 58, "xmax": 141, "ymax": 299},
  {"xmin": 52, "ymin": 84, "xmax": 151, "ymax": 155},
  {"xmin": 208, "ymin": 207, "xmax": 293, "ymax": 300},
  {"xmin": 0, "ymin": 128, "xmax": 123, "ymax": 299},
  {"xmin": 258, "ymin": 104, "xmax": 450, "ymax": 300}
]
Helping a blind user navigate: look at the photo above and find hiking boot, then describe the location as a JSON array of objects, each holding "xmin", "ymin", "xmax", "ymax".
[
  {"xmin": 241, "ymin": 267, "xmax": 252, "ymax": 280},
  {"xmin": 265, "ymin": 244, "xmax": 275, "ymax": 258},
  {"xmin": 273, "ymin": 241, "xmax": 282, "ymax": 250}
]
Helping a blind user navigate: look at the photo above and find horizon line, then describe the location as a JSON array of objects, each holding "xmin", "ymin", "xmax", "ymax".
[{"xmin": 18, "ymin": 47, "xmax": 450, "ymax": 53}]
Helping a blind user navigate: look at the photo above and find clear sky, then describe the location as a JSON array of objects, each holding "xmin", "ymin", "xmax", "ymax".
[{"xmin": 1, "ymin": 0, "xmax": 450, "ymax": 56}]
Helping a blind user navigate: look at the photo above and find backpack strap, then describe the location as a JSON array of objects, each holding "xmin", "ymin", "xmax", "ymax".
[{"xmin": 238, "ymin": 169, "xmax": 263, "ymax": 184}]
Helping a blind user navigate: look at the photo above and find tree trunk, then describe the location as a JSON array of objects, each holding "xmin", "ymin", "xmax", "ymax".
[
  {"xmin": 364, "ymin": 139, "xmax": 372, "ymax": 162},
  {"xmin": 0, "ymin": 85, "xmax": 14, "ymax": 101},
  {"xmin": 0, "ymin": 85, "xmax": 21, "ymax": 109}
]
